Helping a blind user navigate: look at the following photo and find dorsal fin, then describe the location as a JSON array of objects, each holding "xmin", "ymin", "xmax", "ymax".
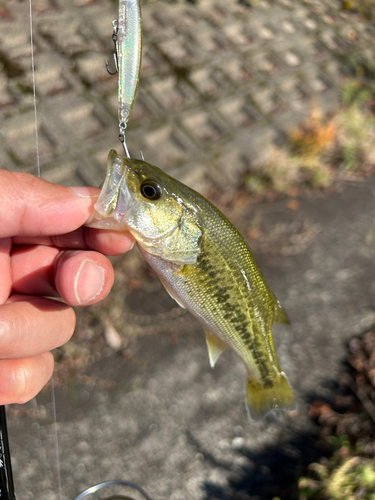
[{"xmin": 273, "ymin": 300, "xmax": 289, "ymax": 325}]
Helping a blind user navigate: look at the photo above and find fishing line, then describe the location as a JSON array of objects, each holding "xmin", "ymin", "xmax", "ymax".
[
  {"xmin": 51, "ymin": 376, "xmax": 63, "ymax": 500},
  {"xmin": 28, "ymin": 1, "xmax": 63, "ymax": 499},
  {"xmin": 29, "ymin": 0, "xmax": 40, "ymax": 178},
  {"xmin": 26, "ymin": 2, "xmax": 151, "ymax": 498}
]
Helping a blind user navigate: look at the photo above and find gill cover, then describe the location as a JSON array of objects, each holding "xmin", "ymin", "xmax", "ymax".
[{"xmin": 87, "ymin": 150, "xmax": 202, "ymax": 265}]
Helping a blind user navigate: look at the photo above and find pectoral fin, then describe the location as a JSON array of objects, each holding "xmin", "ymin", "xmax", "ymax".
[
  {"xmin": 159, "ymin": 277, "xmax": 186, "ymax": 309},
  {"xmin": 205, "ymin": 330, "xmax": 227, "ymax": 368},
  {"xmin": 161, "ymin": 212, "xmax": 202, "ymax": 265}
]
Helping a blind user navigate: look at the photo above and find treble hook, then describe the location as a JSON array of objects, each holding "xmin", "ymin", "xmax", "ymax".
[
  {"xmin": 106, "ymin": 19, "xmax": 119, "ymax": 75},
  {"xmin": 119, "ymin": 133, "xmax": 130, "ymax": 158}
]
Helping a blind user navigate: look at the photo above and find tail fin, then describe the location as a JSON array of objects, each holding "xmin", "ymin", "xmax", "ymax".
[{"xmin": 245, "ymin": 372, "xmax": 296, "ymax": 421}]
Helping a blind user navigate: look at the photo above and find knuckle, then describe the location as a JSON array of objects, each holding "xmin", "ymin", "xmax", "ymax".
[
  {"xmin": 0, "ymin": 316, "xmax": 19, "ymax": 359},
  {"xmin": 11, "ymin": 362, "xmax": 31, "ymax": 404},
  {"xmin": 60, "ymin": 308, "xmax": 76, "ymax": 345}
]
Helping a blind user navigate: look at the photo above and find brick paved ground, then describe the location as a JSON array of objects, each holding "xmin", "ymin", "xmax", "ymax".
[{"xmin": 1, "ymin": 0, "xmax": 375, "ymax": 191}]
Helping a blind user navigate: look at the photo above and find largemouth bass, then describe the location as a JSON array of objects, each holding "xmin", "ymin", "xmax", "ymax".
[{"xmin": 87, "ymin": 150, "xmax": 296, "ymax": 420}]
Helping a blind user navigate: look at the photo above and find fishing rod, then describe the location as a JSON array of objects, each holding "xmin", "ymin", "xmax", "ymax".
[
  {"xmin": 0, "ymin": 406, "xmax": 16, "ymax": 500},
  {"xmin": 2, "ymin": 402, "xmax": 152, "ymax": 500}
]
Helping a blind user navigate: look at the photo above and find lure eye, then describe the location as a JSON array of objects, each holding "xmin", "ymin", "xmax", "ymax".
[{"xmin": 140, "ymin": 181, "xmax": 162, "ymax": 200}]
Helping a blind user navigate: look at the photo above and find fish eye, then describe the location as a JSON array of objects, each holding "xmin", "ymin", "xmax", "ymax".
[{"xmin": 140, "ymin": 181, "xmax": 162, "ymax": 200}]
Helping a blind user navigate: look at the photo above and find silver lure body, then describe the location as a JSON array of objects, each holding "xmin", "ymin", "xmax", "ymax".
[{"xmin": 118, "ymin": 0, "xmax": 142, "ymax": 127}]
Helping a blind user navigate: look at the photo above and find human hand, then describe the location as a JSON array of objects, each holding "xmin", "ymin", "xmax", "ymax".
[{"xmin": 0, "ymin": 170, "xmax": 134, "ymax": 405}]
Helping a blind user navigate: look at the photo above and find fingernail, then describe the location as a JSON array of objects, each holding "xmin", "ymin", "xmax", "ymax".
[
  {"xmin": 129, "ymin": 239, "xmax": 136, "ymax": 250},
  {"xmin": 69, "ymin": 187, "xmax": 94, "ymax": 198},
  {"xmin": 74, "ymin": 260, "xmax": 105, "ymax": 304}
]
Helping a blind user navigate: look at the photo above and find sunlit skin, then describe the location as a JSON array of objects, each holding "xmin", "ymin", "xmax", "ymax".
[{"xmin": 0, "ymin": 170, "xmax": 134, "ymax": 405}]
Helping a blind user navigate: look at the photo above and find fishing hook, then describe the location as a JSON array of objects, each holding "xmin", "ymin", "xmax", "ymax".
[
  {"xmin": 106, "ymin": 19, "xmax": 119, "ymax": 75},
  {"xmin": 119, "ymin": 121, "xmax": 131, "ymax": 158}
]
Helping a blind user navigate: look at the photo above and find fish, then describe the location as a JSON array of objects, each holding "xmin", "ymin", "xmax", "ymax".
[{"xmin": 87, "ymin": 150, "xmax": 296, "ymax": 420}]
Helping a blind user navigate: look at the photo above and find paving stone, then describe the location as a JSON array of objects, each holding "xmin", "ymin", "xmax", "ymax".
[
  {"xmin": 190, "ymin": 23, "xmax": 228, "ymax": 58},
  {"xmin": 37, "ymin": 14, "xmax": 97, "ymax": 57},
  {"xmin": 216, "ymin": 97, "xmax": 258, "ymax": 129},
  {"xmin": 233, "ymin": 126, "xmax": 279, "ymax": 168},
  {"xmin": 1, "ymin": 112, "xmax": 55, "ymax": 166},
  {"xmin": 76, "ymin": 52, "xmax": 110, "ymax": 84},
  {"xmin": 215, "ymin": 147, "xmax": 250, "ymax": 183},
  {"xmin": 169, "ymin": 162, "xmax": 216, "ymax": 193},
  {"xmin": 222, "ymin": 20, "xmax": 255, "ymax": 49},
  {"xmin": 84, "ymin": 6, "xmax": 117, "ymax": 41},
  {"xmin": 140, "ymin": 45, "xmax": 169, "ymax": 78},
  {"xmin": 181, "ymin": 110, "xmax": 229, "ymax": 147},
  {"xmin": 283, "ymin": 50, "xmax": 302, "ymax": 67},
  {"xmin": 251, "ymin": 52, "xmax": 282, "ymax": 75},
  {"xmin": 58, "ymin": 99, "xmax": 105, "ymax": 140},
  {"xmin": 0, "ymin": 74, "xmax": 15, "ymax": 108},
  {"xmin": 39, "ymin": 160, "xmax": 88, "ymax": 186},
  {"xmin": 251, "ymin": 85, "xmax": 286, "ymax": 116},
  {"xmin": 125, "ymin": 92, "xmax": 157, "ymax": 126},
  {"xmin": 1, "ymin": 0, "xmax": 374, "ymax": 191},
  {"xmin": 141, "ymin": 7, "xmax": 168, "ymax": 37},
  {"xmin": 143, "ymin": 124, "xmax": 193, "ymax": 167},
  {"xmin": 257, "ymin": 22, "xmax": 278, "ymax": 41},
  {"xmin": 201, "ymin": 1, "xmax": 231, "ymax": 25},
  {"xmin": 149, "ymin": 75, "xmax": 196, "ymax": 112},
  {"xmin": 158, "ymin": 36, "xmax": 196, "ymax": 67},
  {"xmin": 0, "ymin": 23, "xmax": 35, "ymax": 59},
  {"xmin": 188, "ymin": 66, "xmax": 226, "ymax": 98},
  {"xmin": 276, "ymin": 77, "xmax": 310, "ymax": 112},
  {"xmin": 280, "ymin": 19, "xmax": 298, "ymax": 34},
  {"xmin": 31, "ymin": 54, "xmax": 72, "ymax": 97},
  {"xmin": 217, "ymin": 55, "xmax": 256, "ymax": 85}
]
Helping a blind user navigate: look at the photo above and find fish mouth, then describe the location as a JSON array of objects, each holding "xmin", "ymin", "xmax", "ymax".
[{"xmin": 86, "ymin": 149, "xmax": 133, "ymax": 230}]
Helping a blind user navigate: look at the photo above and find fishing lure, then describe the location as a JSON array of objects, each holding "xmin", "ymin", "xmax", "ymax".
[{"xmin": 107, "ymin": 0, "xmax": 142, "ymax": 158}]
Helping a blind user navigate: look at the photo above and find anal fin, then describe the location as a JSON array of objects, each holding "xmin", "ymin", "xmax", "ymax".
[{"xmin": 205, "ymin": 330, "xmax": 227, "ymax": 368}]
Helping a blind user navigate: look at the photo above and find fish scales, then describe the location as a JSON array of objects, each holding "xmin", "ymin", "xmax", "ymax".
[
  {"xmin": 87, "ymin": 150, "xmax": 296, "ymax": 420},
  {"xmin": 141, "ymin": 198, "xmax": 276, "ymax": 383}
]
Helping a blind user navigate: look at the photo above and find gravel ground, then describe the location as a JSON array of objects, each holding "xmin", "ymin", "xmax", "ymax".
[{"xmin": 7, "ymin": 177, "xmax": 375, "ymax": 500}]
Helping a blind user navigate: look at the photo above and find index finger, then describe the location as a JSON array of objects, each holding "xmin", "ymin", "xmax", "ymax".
[
  {"xmin": 12, "ymin": 227, "xmax": 135, "ymax": 256},
  {"xmin": 0, "ymin": 170, "xmax": 98, "ymax": 238}
]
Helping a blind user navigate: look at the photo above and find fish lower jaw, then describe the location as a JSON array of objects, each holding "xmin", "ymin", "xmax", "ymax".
[{"xmin": 85, "ymin": 213, "xmax": 129, "ymax": 231}]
